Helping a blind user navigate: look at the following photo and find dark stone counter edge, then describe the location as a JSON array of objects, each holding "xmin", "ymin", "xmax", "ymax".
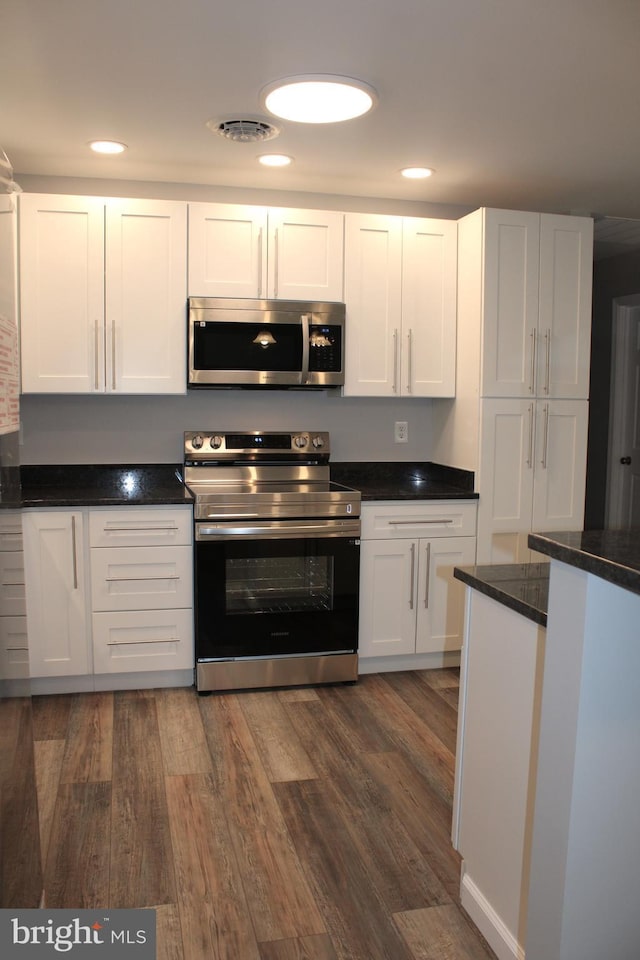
[
  {"xmin": 528, "ymin": 532, "xmax": 640, "ymax": 597},
  {"xmin": 454, "ymin": 565, "xmax": 548, "ymax": 628},
  {"xmin": 15, "ymin": 461, "xmax": 477, "ymax": 507}
]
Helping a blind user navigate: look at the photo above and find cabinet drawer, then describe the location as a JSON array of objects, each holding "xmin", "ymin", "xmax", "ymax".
[
  {"xmin": 0, "ymin": 616, "xmax": 29, "ymax": 679},
  {"xmin": 91, "ymin": 545, "xmax": 192, "ymax": 611},
  {"xmin": 0, "ymin": 513, "xmax": 23, "ymax": 551},
  {"xmin": 0, "ymin": 551, "xmax": 26, "ymax": 616},
  {"xmin": 89, "ymin": 507, "xmax": 192, "ymax": 548},
  {"xmin": 92, "ymin": 609, "xmax": 193, "ymax": 673},
  {"xmin": 360, "ymin": 501, "xmax": 477, "ymax": 540}
]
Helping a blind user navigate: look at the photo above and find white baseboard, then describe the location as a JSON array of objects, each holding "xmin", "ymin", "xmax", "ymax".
[
  {"xmin": 28, "ymin": 669, "xmax": 194, "ymax": 695},
  {"xmin": 460, "ymin": 868, "xmax": 525, "ymax": 960},
  {"xmin": 358, "ymin": 651, "xmax": 461, "ymax": 674}
]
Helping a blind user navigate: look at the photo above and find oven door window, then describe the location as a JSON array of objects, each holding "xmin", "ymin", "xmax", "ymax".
[{"xmin": 195, "ymin": 535, "xmax": 359, "ymax": 660}]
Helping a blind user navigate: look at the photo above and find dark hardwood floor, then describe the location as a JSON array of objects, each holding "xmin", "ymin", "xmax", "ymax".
[{"xmin": 32, "ymin": 670, "xmax": 497, "ymax": 960}]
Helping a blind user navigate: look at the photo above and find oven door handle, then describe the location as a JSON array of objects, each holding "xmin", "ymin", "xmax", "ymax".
[{"xmin": 196, "ymin": 521, "xmax": 361, "ymax": 540}]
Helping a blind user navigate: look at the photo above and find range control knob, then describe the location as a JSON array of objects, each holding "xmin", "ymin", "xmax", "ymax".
[
  {"xmin": 312, "ymin": 435, "xmax": 325, "ymax": 449},
  {"xmin": 210, "ymin": 435, "xmax": 223, "ymax": 449},
  {"xmin": 191, "ymin": 434, "xmax": 204, "ymax": 450},
  {"xmin": 294, "ymin": 435, "xmax": 308, "ymax": 448}
]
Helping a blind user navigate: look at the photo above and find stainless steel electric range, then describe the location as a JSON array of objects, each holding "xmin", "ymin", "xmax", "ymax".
[{"xmin": 184, "ymin": 430, "xmax": 361, "ymax": 692}]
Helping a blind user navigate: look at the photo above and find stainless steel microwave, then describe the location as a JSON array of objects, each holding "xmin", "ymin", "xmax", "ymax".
[{"xmin": 188, "ymin": 297, "xmax": 345, "ymax": 388}]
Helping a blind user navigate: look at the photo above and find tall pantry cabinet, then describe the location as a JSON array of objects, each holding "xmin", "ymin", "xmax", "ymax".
[{"xmin": 432, "ymin": 208, "xmax": 593, "ymax": 563}]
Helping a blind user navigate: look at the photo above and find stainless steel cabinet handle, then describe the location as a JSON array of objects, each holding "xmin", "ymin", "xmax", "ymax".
[
  {"xmin": 257, "ymin": 227, "xmax": 263, "ymax": 298},
  {"xmin": 407, "ymin": 328, "xmax": 413, "ymax": 394},
  {"xmin": 527, "ymin": 403, "xmax": 535, "ymax": 468},
  {"xmin": 273, "ymin": 227, "xmax": 279, "ymax": 298},
  {"xmin": 393, "ymin": 329, "xmax": 399, "ymax": 393},
  {"xmin": 111, "ymin": 322, "xmax": 117, "ymax": 391},
  {"xmin": 541, "ymin": 403, "xmax": 550, "ymax": 468},
  {"xmin": 388, "ymin": 518, "xmax": 454, "ymax": 526},
  {"xmin": 71, "ymin": 516, "xmax": 78, "ymax": 590},
  {"xmin": 94, "ymin": 321, "xmax": 100, "ymax": 390},
  {"xmin": 104, "ymin": 576, "xmax": 179, "ymax": 582},
  {"xmin": 424, "ymin": 542, "xmax": 431, "ymax": 609},
  {"xmin": 529, "ymin": 328, "xmax": 537, "ymax": 394},
  {"xmin": 102, "ymin": 525, "xmax": 179, "ymax": 533},
  {"xmin": 107, "ymin": 636, "xmax": 178, "ymax": 646},
  {"xmin": 544, "ymin": 328, "xmax": 551, "ymax": 394},
  {"xmin": 409, "ymin": 542, "xmax": 416, "ymax": 609}
]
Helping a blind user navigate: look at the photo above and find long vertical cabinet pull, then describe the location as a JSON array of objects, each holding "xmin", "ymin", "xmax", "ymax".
[
  {"xmin": 527, "ymin": 403, "xmax": 535, "ymax": 468},
  {"xmin": 407, "ymin": 329, "xmax": 413, "ymax": 393},
  {"xmin": 544, "ymin": 328, "xmax": 551, "ymax": 394},
  {"xmin": 423, "ymin": 542, "xmax": 432, "ymax": 608},
  {"xmin": 71, "ymin": 516, "xmax": 78, "ymax": 590},
  {"xmin": 94, "ymin": 322, "xmax": 100, "ymax": 390},
  {"xmin": 529, "ymin": 328, "xmax": 537, "ymax": 393},
  {"xmin": 393, "ymin": 329, "xmax": 399, "ymax": 393},
  {"xmin": 408, "ymin": 542, "xmax": 416, "ymax": 609},
  {"xmin": 257, "ymin": 227, "xmax": 264, "ymax": 299},
  {"xmin": 541, "ymin": 403, "xmax": 550, "ymax": 468},
  {"xmin": 273, "ymin": 228, "xmax": 279, "ymax": 298},
  {"xmin": 111, "ymin": 321, "xmax": 117, "ymax": 390}
]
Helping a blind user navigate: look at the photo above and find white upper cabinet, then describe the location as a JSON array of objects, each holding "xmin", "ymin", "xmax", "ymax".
[
  {"xmin": 343, "ymin": 214, "xmax": 457, "ymax": 397},
  {"xmin": 188, "ymin": 203, "xmax": 344, "ymax": 302},
  {"xmin": 480, "ymin": 209, "xmax": 593, "ymax": 399},
  {"xmin": 20, "ymin": 195, "xmax": 105, "ymax": 393},
  {"xmin": 19, "ymin": 194, "xmax": 187, "ymax": 394}
]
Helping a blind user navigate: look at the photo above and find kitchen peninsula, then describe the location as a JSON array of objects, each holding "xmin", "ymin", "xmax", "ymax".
[{"xmin": 453, "ymin": 529, "xmax": 640, "ymax": 960}]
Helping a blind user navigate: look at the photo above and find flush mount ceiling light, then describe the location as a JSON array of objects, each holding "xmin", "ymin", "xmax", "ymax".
[
  {"xmin": 401, "ymin": 166, "xmax": 435, "ymax": 179},
  {"xmin": 261, "ymin": 75, "xmax": 377, "ymax": 124},
  {"xmin": 258, "ymin": 154, "xmax": 293, "ymax": 167},
  {"xmin": 253, "ymin": 329, "xmax": 277, "ymax": 348},
  {"xmin": 89, "ymin": 140, "xmax": 127, "ymax": 154}
]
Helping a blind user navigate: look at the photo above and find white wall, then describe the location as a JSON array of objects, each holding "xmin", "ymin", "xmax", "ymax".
[{"xmin": 19, "ymin": 391, "xmax": 435, "ymax": 464}]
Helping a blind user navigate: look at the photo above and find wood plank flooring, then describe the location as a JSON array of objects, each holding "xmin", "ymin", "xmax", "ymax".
[{"xmin": 31, "ymin": 669, "xmax": 497, "ymax": 960}]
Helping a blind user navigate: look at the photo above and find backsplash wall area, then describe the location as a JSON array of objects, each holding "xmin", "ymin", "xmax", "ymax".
[{"xmin": 19, "ymin": 392, "xmax": 435, "ymax": 464}]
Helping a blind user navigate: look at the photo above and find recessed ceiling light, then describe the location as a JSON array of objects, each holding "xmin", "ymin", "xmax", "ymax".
[
  {"xmin": 261, "ymin": 75, "xmax": 377, "ymax": 124},
  {"xmin": 258, "ymin": 154, "xmax": 293, "ymax": 167},
  {"xmin": 89, "ymin": 140, "xmax": 127, "ymax": 155},
  {"xmin": 401, "ymin": 166, "xmax": 435, "ymax": 179}
]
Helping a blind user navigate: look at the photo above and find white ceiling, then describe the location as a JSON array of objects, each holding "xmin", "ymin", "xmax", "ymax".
[{"xmin": 2, "ymin": 0, "xmax": 640, "ymax": 222}]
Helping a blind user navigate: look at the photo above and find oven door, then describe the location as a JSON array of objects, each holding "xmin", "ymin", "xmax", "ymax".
[{"xmin": 194, "ymin": 519, "xmax": 360, "ymax": 660}]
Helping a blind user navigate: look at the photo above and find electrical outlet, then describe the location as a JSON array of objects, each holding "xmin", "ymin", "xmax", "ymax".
[{"xmin": 394, "ymin": 420, "xmax": 408, "ymax": 443}]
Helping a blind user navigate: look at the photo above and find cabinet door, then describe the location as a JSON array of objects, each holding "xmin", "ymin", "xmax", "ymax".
[
  {"xmin": 106, "ymin": 199, "xmax": 187, "ymax": 394},
  {"xmin": 358, "ymin": 538, "xmax": 417, "ymax": 657},
  {"xmin": 476, "ymin": 399, "xmax": 536, "ymax": 564},
  {"xmin": 23, "ymin": 511, "xmax": 89, "ymax": 676},
  {"xmin": 481, "ymin": 209, "xmax": 540, "ymax": 398},
  {"xmin": 187, "ymin": 202, "xmax": 268, "ymax": 298},
  {"xmin": 531, "ymin": 399, "xmax": 588, "ymax": 534},
  {"xmin": 415, "ymin": 536, "xmax": 476, "ymax": 654},
  {"xmin": 267, "ymin": 208, "xmax": 344, "ymax": 301},
  {"xmin": 343, "ymin": 214, "xmax": 403, "ymax": 396},
  {"xmin": 19, "ymin": 194, "xmax": 105, "ymax": 393},
  {"xmin": 538, "ymin": 214, "xmax": 593, "ymax": 399},
  {"xmin": 402, "ymin": 218, "xmax": 457, "ymax": 397}
]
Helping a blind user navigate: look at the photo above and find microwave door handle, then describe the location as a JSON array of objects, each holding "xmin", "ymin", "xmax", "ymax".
[{"xmin": 301, "ymin": 313, "xmax": 310, "ymax": 384}]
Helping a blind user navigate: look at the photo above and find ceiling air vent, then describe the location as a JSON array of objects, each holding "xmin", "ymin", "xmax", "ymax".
[{"xmin": 209, "ymin": 118, "xmax": 280, "ymax": 143}]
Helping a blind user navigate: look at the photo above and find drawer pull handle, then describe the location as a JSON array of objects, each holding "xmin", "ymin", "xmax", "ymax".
[
  {"xmin": 104, "ymin": 575, "xmax": 180, "ymax": 582},
  {"xmin": 102, "ymin": 526, "xmax": 180, "ymax": 533},
  {"xmin": 388, "ymin": 518, "xmax": 454, "ymax": 525},
  {"xmin": 106, "ymin": 637, "xmax": 179, "ymax": 646}
]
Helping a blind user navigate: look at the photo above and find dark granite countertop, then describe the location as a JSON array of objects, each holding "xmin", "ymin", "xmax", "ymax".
[
  {"xmin": 330, "ymin": 461, "xmax": 478, "ymax": 501},
  {"xmin": 528, "ymin": 529, "xmax": 640, "ymax": 597},
  {"xmin": 20, "ymin": 464, "xmax": 193, "ymax": 507},
  {"xmin": 454, "ymin": 562, "xmax": 550, "ymax": 627}
]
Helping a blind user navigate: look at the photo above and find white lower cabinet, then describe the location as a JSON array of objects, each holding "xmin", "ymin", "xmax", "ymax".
[
  {"xmin": 23, "ymin": 505, "xmax": 194, "ymax": 686},
  {"xmin": 358, "ymin": 501, "xmax": 477, "ymax": 661},
  {"xmin": 0, "ymin": 512, "xmax": 29, "ymax": 680},
  {"xmin": 22, "ymin": 510, "xmax": 90, "ymax": 677}
]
